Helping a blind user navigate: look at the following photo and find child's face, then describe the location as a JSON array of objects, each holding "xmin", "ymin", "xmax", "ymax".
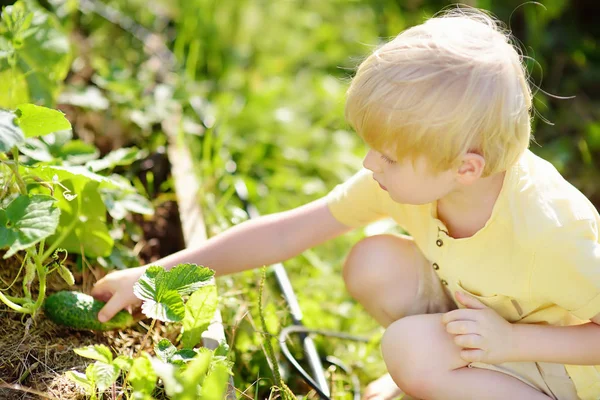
[{"xmin": 363, "ymin": 149, "xmax": 457, "ymax": 205}]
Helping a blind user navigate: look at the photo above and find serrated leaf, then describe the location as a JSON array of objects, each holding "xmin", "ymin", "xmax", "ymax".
[
  {"xmin": 164, "ymin": 263, "xmax": 215, "ymax": 296},
  {"xmin": 15, "ymin": 104, "xmax": 71, "ymax": 138},
  {"xmin": 181, "ymin": 285, "xmax": 218, "ymax": 349},
  {"xmin": 129, "ymin": 355, "xmax": 157, "ymax": 395},
  {"xmin": 0, "ymin": 194, "xmax": 60, "ymax": 258},
  {"xmin": 73, "ymin": 345, "xmax": 113, "ymax": 364},
  {"xmin": 0, "ymin": 109, "xmax": 25, "ymax": 152},
  {"xmin": 91, "ymin": 361, "xmax": 120, "ymax": 392},
  {"xmin": 139, "ymin": 289, "xmax": 185, "ymax": 322},
  {"xmin": 133, "ymin": 264, "xmax": 214, "ymax": 322}
]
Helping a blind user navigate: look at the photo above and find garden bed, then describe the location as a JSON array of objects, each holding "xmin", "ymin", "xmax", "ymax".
[{"xmin": 0, "ymin": 146, "xmax": 187, "ymax": 399}]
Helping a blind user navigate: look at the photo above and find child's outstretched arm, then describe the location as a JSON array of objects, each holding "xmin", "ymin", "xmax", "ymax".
[{"xmin": 91, "ymin": 197, "xmax": 352, "ymax": 322}]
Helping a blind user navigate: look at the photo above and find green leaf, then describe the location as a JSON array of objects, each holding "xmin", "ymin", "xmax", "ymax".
[
  {"xmin": 85, "ymin": 147, "xmax": 148, "ymax": 172},
  {"xmin": 65, "ymin": 371, "xmax": 92, "ymax": 392},
  {"xmin": 19, "ymin": 134, "xmax": 98, "ymax": 164},
  {"xmin": 129, "ymin": 355, "xmax": 157, "ymax": 395},
  {"xmin": 142, "ymin": 288, "xmax": 185, "ymax": 322},
  {"xmin": 155, "ymin": 339, "xmax": 197, "ymax": 366},
  {"xmin": 0, "ymin": 108, "xmax": 25, "ymax": 152},
  {"xmin": 133, "ymin": 264, "xmax": 214, "ymax": 322},
  {"xmin": 101, "ymin": 188, "xmax": 154, "ymax": 220},
  {"xmin": 201, "ymin": 363, "xmax": 230, "ymax": 400},
  {"xmin": 15, "ymin": 104, "xmax": 71, "ymax": 138},
  {"xmin": 171, "ymin": 349, "xmax": 198, "ymax": 366},
  {"xmin": 179, "ymin": 350, "xmax": 213, "ymax": 400},
  {"xmin": 0, "ymin": 194, "xmax": 60, "ymax": 258},
  {"xmin": 181, "ymin": 285, "xmax": 218, "ymax": 349},
  {"xmin": 46, "ymin": 179, "xmax": 113, "ymax": 258},
  {"xmin": 73, "ymin": 345, "xmax": 113, "ymax": 364},
  {"xmin": 90, "ymin": 361, "xmax": 120, "ymax": 392},
  {"xmin": 113, "ymin": 355, "xmax": 133, "ymax": 372},
  {"xmin": 155, "ymin": 339, "xmax": 177, "ymax": 363},
  {"xmin": 39, "ymin": 165, "xmax": 130, "ymax": 190},
  {"xmin": 84, "ymin": 363, "xmax": 97, "ymax": 388},
  {"xmin": 164, "ymin": 263, "xmax": 215, "ymax": 296},
  {"xmin": 0, "ymin": 1, "xmax": 71, "ymax": 108},
  {"xmin": 148, "ymin": 357, "xmax": 180, "ymax": 398}
]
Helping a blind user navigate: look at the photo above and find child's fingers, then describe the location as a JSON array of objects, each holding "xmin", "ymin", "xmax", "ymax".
[
  {"xmin": 461, "ymin": 349, "xmax": 485, "ymax": 363},
  {"xmin": 445, "ymin": 320, "xmax": 479, "ymax": 335},
  {"xmin": 455, "ymin": 291, "xmax": 487, "ymax": 310},
  {"xmin": 97, "ymin": 294, "xmax": 127, "ymax": 323},
  {"xmin": 453, "ymin": 333, "xmax": 484, "ymax": 349},
  {"xmin": 442, "ymin": 308, "xmax": 480, "ymax": 324}
]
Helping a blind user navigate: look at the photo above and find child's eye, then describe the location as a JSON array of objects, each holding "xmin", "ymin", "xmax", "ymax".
[{"xmin": 380, "ymin": 154, "xmax": 396, "ymax": 165}]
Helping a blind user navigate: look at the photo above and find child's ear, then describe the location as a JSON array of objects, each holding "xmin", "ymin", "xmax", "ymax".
[{"xmin": 456, "ymin": 152, "xmax": 485, "ymax": 184}]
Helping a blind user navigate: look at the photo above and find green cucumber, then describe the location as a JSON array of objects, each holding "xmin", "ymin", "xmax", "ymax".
[{"xmin": 44, "ymin": 291, "xmax": 135, "ymax": 331}]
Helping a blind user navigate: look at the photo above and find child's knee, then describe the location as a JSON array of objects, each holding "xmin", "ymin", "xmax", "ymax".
[
  {"xmin": 381, "ymin": 316, "xmax": 436, "ymax": 396},
  {"xmin": 342, "ymin": 234, "xmax": 415, "ymax": 298},
  {"xmin": 381, "ymin": 314, "xmax": 467, "ymax": 398}
]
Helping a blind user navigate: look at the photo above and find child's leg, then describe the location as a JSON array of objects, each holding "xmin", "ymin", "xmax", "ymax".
[
  {"xmin": 343, "ymin": 234, "xmax": 455, "ymax": 399},
  {"xmin": 343, "ymin": 234, "xmax": 454, "ymax": 328},
  {"xmin": 381, "ymin": 313, "xmax": 552, "ymax": 400}
]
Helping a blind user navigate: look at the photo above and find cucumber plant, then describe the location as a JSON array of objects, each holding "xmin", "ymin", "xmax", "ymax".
[{"xmin": 0, "ymin": 103, "xmax": 153, "ymax": 318}]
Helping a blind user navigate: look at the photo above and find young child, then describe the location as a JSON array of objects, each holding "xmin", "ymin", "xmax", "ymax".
[{"xmin": 91, "ymin": 7, "xmax": 600, "ymax": 400}]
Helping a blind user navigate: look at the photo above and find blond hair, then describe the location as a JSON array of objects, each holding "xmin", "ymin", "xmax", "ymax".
[{"xmin": 345, "ymin": 6, "xmax": 533, "ymax": 176}]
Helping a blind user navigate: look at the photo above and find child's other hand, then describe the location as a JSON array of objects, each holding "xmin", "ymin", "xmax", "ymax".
[{"xmin": 441, "ymin": 291, "xmax": 515, "ymax": 365}]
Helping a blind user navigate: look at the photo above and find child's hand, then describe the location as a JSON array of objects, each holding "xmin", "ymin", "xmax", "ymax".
[
  {"xmin": 441, "ymin": 291, "xmax": 515, "ymax": 365},
  {"xmin": 91, "ymin": 266, "xmax": 147, "ymax": 323}
]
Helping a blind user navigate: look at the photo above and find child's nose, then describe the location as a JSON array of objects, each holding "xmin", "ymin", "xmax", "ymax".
[{"xmin": 363, "ymin": 150, "xmax": 383, "ymax": 173}]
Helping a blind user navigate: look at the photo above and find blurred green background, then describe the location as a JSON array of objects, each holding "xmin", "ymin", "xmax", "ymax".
[{"xmin": 2, "ymin": 0, "xmax": 598, "ymax": 398}]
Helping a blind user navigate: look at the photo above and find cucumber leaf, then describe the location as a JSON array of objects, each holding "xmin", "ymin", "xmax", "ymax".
[
  {"xmin": 15, "ymin": 103, "xmax": 71, "ymax": 138},
  {"xmin": 0, "ymin": 194, "xmax": 60, "ymax": 258}
]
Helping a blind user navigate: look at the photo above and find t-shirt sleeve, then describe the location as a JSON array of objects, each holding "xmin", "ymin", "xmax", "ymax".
[
  {"xmin": 531, "ymin": 218, "xmax": 600, "ymax": 321},
  {"xmin": 325, "ymin": 168, "xmax": 390, "ymax": 228}
]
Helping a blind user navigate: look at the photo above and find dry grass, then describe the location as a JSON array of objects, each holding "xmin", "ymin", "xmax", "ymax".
[{"xmin": 0, "ymin": 252, "xmax": 179, "ymax": 400}]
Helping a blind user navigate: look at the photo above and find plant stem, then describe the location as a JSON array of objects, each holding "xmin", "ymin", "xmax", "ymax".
[
  {"xmin": 0, "ymin": 290, "xmax": 30, "ymax": 313},
  {"xmin": 22, "ymin": 252, "xmax": 36, "ymax": 300},
  {"xmin": 29, "ymin": 246, "xmax": 48, "ymax": 319},
  {"xmin": 40, "ymin": 216, "xmax": 78, "ymax": 261},
  {"xmin": 138, "ymin": 318, "xmax": 157, "ymax": 357},
  {"xmin": 3, "ymin": 294, "xmax": 27, "ymax": 304},
  {"xmin": 9, "ymin": 147, "xmax": 27, "ymax": 195}
]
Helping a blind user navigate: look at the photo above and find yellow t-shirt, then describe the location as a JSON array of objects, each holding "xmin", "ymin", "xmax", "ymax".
[{"xmin": 326, "ymin": 149, "xmax": 600, "ymax": 400}]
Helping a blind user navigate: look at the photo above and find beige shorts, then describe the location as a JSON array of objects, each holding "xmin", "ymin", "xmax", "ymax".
[{"xmin": 410, "ymin": 247, "xmax": 580, "ymax": 400}]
